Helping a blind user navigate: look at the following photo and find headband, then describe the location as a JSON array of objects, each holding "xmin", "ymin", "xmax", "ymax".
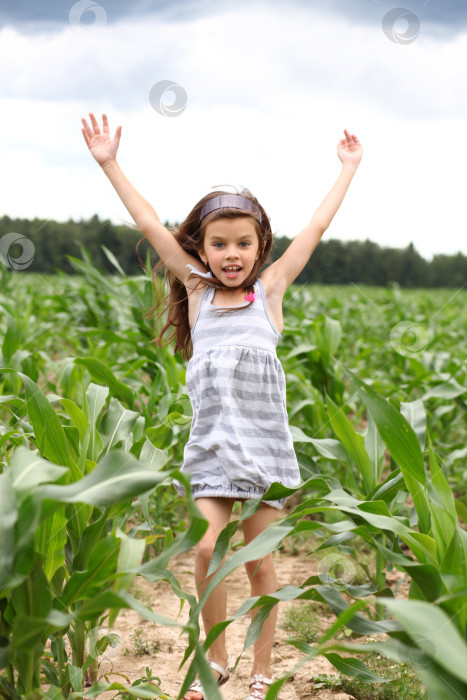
[{"xmin": 199, "ymin": 194, "xmax": 262, "ymax": 224}]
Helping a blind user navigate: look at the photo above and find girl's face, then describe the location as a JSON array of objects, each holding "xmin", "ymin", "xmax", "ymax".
[{"xmin": 200, "ymin": 217, "xmax": 260, "ymax": 286}]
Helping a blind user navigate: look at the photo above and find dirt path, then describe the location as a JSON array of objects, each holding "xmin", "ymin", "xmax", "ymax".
[{"xmin": 97, "ymin": 545, "xmax": 357, "ymax": 700}]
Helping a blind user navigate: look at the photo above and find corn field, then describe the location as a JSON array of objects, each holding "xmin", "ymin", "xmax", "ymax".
[{"xmin": 1, "ymin": 246, "xmax": 466, "ymax": 699}]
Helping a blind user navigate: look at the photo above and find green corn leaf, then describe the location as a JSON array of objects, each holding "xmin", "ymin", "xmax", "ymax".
[
  {"xmin": 422, "ymin": 379, "xmax": 467, "ymax": 400},
  {"xmin": 323, "ymin": 652, "xmax": 389, "ymax": 681},
  {"xmin": 380, "ymin": 598, "xmax": 467, "ymax": 682},
  {"xmin": 341, "ymin": 365, "xmax": 430, "ymax": 533},
  {"xmin": 0, "ymin": 471, "xmax": 17, "ymax": 589},
  {"xmin": 325, "ymin": 394, "xmax": 374, "ymax": 493},
  {"xmin": 1, "ymin": 370, "xmax": 74, "ymax": 469},
  {"xmin": 75, "ymin": 590, "xmax": 183, "ymax": 629},
  {"xmin": 85, "ymin": 382, "xmax": 109, "ymax": 424},
  {"xmin": 139, "ymin": 438, "xmax": 169, "ymax": 470},
  {"xmin": 114, "ymin": 527, "xmax": 146, "ymax": 592},
  {"xmin": 364, "ymin": 412, "xmax": 386, "ymax": 482},
  {"xmin": 101, "ymin": 244, "xmax": 125, "ymax": 274},
  {"xmin": 60, "ymin": 537, "xmax": 120, "ymax": 606},
  {"xmin": 290, "ymin": 425, "xmax": 348, "ymax": 462},
  {"xmin": 99, "ymin": 398, "xmax": 139, "ymax": 454},
  {"xmin": 373, "ymin": 541, "xmax": 442, "ymax": 601},
  {"xmin": 341, "ymin": 365, "xmax": 426, "ymax": 485},
  {"xmin": 316, "ymin": 586, "xmax": 397, "ymax": 635},
  {"xmin": 60, "ymin": 398, "xmax": 90, "ymax": 443},
  {"xmin": 34, "ymin": 509, "xmax": 68, "ymax": 582},
  {"xmin": 195, "ymin": 526, "xmax": 294, "ymax": 618},
  {"xmin": 2, "ymin": 314, "xmax": 20, "ymax": 363},
  {"xmin": 76, "ymin": 358, "xmax": 134, "ymax": 408},
  {"xmin": 400, "ymin": 398, "xmax": 426, "ymax": 450},
  {"xmin": 10, "ymin": 447, "xmax": 67, "ymax": 492},
  {"xmin": 323, "ymin": 315, "xmax": 342, "ymax": 357},
  {"xmin": 37, "ymin": 450, "xmax": 169, "ymax": 508},
  {"xmin": 139, "ymin": 497, "xmax": 208, "ymax": 572},
  {"xmin": 84, "ymin": 382, "xmax": 108, "ymax": 462}
]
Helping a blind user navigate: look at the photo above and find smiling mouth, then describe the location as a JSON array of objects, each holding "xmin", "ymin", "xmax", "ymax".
[{"xmin": 223, "ymin": 266, "xmax": 242, "ymax": 278}]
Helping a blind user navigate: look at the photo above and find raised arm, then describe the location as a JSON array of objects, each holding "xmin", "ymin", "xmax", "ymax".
[
  {"xmin": 81, "ymin": 113, "xmax": 203, "ymax": 284},
  {"xmin": 262, "ymin": 129, "xmax": 363, "ymax": 296}
]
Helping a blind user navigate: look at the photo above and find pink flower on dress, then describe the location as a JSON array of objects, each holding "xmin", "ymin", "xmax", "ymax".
[{"xmin": 244, "ymin": 291, "xmax": 256, "ymax": 302}]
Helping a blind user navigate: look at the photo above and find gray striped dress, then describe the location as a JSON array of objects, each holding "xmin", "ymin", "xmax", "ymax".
[{"xmin": 175, "ymin": 264, "xmax": 301, "ymax": 510}]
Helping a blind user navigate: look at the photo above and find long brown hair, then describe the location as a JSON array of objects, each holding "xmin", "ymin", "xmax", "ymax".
[{"xmin": 136, "ymin": 187, "xmax": 274, "ymax": 361}]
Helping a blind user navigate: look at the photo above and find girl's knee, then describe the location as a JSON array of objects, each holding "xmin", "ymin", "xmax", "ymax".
[
  {"xmin": 195, "ymin": 537, "xmax": 217, "ymax": 571},
  {"xmin": 244, "ymin": 554, "xmax": 275, "ymax": 582}
]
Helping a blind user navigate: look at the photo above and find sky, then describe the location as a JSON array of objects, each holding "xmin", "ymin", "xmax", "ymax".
[{"xmin": 1, "ymin": 0, "xmax": 466, "ymax": 261}]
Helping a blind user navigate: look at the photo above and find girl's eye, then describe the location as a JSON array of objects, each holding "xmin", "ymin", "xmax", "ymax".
[{"xmin": 212, "ymin": 241, "xmax": 250, "ymax": 248}]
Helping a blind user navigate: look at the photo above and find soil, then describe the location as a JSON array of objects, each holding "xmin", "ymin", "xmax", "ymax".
[{"xmin": 96, "ymin": 546, "xmax": 356, "ymax": 700}]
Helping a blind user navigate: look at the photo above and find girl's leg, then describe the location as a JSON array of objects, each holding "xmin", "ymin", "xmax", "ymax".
[
  {"xmin": 242, "ymin": 503, "xmax": 279, "ymax": 684},
  {"xmin": 184, "ymin": 497, "xmax": 235, "ymax": 700}
]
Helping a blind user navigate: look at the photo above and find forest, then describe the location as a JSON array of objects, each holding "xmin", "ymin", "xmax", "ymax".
[{"xmin": 1, "ymin": 214, "xmax": 466, "ymax": 287}]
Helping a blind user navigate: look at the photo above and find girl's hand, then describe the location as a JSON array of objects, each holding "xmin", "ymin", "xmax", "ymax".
[
  {"xmin": 81, "ymin": 113, "xmax": 122, "ymax": 167},
  {"xmin": 337, "ymin": 129, "xmax": 363, "ymax": 168}
]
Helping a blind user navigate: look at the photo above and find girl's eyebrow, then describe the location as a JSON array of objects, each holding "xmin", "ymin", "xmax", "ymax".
[{"xmin": 207, "ymin": 233, "xmax": 255, "ymax": 241}]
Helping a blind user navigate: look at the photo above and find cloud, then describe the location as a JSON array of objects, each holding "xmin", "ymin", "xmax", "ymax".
[
  {"xmin": 2, "ymin": 0, "xmax": 467, "ymax": 36},
  {"xmin": 0, "ymin": 2, "xmax": 466, "ymax": 258},
  {"xmin": 1, "ymin": 6, "xmax": 466, "ymax": 119}
]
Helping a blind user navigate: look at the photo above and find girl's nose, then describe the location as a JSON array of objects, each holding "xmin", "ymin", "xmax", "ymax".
[{"xmin": 225, "ymin": 247, "xmax": 240, "ymax": 258}]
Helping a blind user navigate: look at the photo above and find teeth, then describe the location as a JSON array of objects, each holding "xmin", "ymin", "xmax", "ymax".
[{"xmin": 225, "ymin": 267, "xmax": 240, "ymax": 271}]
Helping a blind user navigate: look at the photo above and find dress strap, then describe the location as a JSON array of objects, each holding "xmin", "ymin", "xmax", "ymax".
[{"xmin": 185, "ymin": 263, "xmax": 213, "ymax": 279}]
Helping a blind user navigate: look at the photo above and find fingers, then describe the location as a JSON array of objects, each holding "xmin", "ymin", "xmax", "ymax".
[
  {"xmin": 343, "ymin": 128, "xmax": 359, "ymax": 143},
  {"xmin": 81, "ymin": 116, "xmax": 93, "ymax": 139},
  {"xmin": 89, "ymin": 112, "xmax": 101, "ymax": 134},
  {"xmin": 81, "ymin": 112, "xmax": 121, "ymax": 139}
]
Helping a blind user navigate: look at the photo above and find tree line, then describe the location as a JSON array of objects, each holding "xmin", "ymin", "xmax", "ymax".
[{"xmin": 1, "ymin": 214, "xmax": 466, "ymax": 288}]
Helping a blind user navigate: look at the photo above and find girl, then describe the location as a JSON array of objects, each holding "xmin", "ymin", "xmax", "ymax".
[{"xmin": 81, "ymin": 113, "xmax": 363, "ymax": 699}]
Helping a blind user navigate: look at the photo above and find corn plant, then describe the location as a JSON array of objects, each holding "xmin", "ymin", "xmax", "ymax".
[
  {"xmin": 2, "ymin": 250, "xmax": 467, "ymax": 699},
  {"xmin": 0, "ymin": 369, "xmax": 206, "ymax": 698}
]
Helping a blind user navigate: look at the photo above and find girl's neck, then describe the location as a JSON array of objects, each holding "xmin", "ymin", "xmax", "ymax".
[{"xmin": 212, "ymin": 286, "xmax": 247, "ymax": 307}]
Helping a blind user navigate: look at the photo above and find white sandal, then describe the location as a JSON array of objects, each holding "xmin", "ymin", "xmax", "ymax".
[
  {"xmin": 246, "ymin": 673, "xmax": 274, "ymax": 699},
  {"xmin": 184, "ymin": 654, "xmax": 230, "ymax": 699}
]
